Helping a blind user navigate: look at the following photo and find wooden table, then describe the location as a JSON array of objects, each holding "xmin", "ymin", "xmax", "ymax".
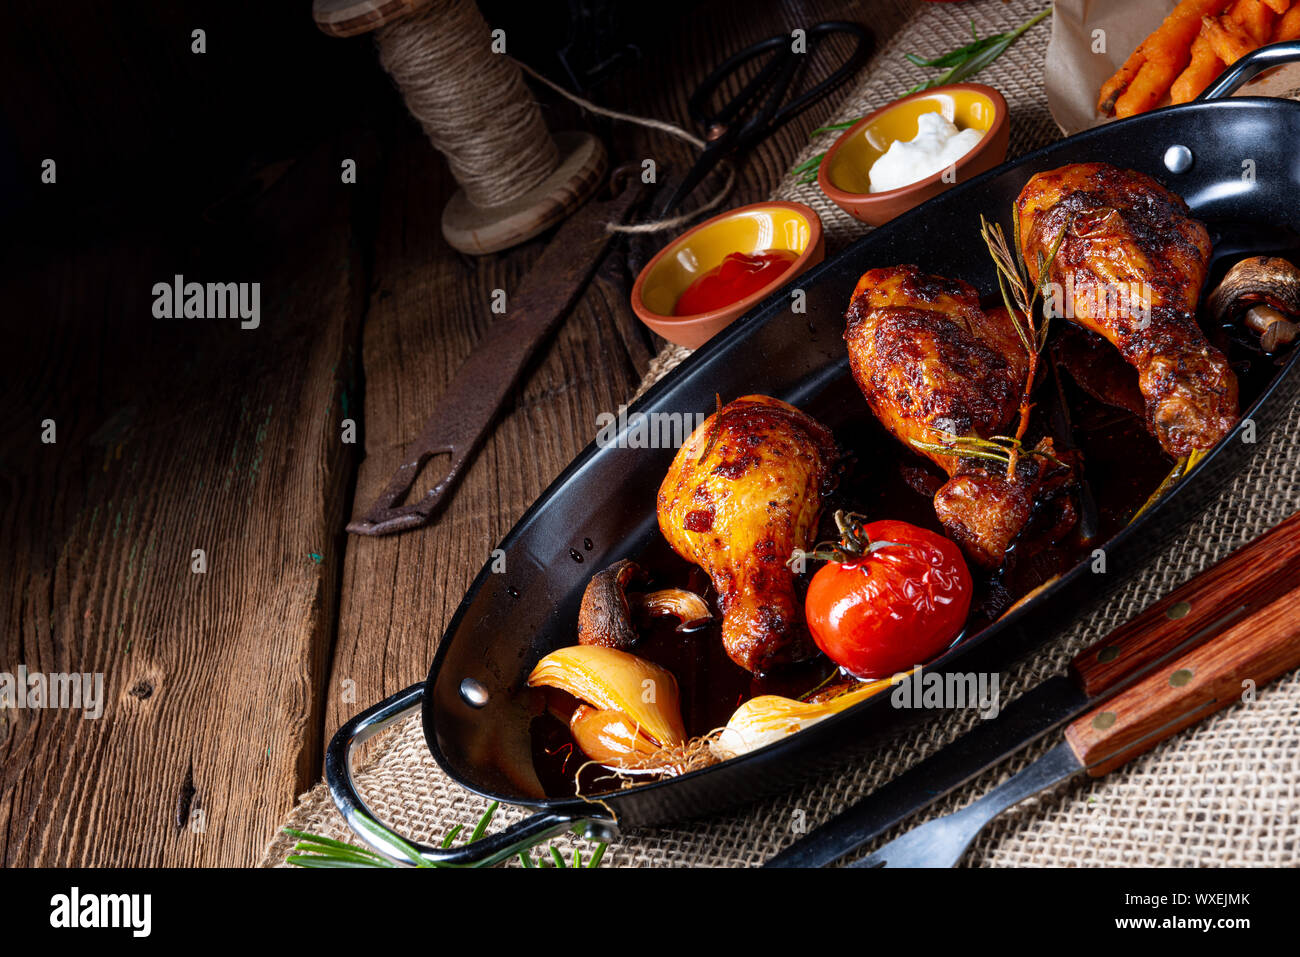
[{"xmin": 0, "ymin": 0, "xmax": 900, "ymax": 866}]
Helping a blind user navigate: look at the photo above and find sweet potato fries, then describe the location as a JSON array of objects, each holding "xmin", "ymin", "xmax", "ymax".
[{"xmin": 1099, "ymin": 0, "xmax": 1296, "ymax": 117}]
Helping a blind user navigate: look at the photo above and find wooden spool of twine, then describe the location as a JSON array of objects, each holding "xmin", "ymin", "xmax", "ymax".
[{"xmin": 313, "ymin": 0, "xmax": 606, "ymax": 254}]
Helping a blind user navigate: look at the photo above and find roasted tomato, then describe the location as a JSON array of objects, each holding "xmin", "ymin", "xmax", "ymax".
[{"xmin": 802, "ymin": 514, "xmax": 972, "ymax": 678}]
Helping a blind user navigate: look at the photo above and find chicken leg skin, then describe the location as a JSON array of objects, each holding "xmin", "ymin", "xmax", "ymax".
[
  {"xmin": 657, "ymin": 395, "xmax": 836, "ymax": 674},
  {"xmin": 1016, "ymin": 162, "xmax": 1237, "ymax": 457},
  {"xmin": 844, "ymin": 265, "xmax": 1075, "ymax": 568}
]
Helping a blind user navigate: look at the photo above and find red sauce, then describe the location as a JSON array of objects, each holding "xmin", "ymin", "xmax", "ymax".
[{"xmin": 673, "ymin": 249, "xmax": 799, "ymax": 316}]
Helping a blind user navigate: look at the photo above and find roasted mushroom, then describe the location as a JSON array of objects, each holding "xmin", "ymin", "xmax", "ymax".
[
  {"xmin": 1208, "ymin": 256, "xmax": 1300, "ymax": 353},
  {"xmin": 576, "ymin": 559, "xmax": 711, "ymax": 649}
]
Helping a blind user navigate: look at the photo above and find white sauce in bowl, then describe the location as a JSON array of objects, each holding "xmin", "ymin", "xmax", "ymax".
[{"xmin": 868, "ymin": 112, "xmax": 985, "ymax": 194}]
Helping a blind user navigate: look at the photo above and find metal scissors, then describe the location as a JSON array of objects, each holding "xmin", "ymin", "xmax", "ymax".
[{"xmin": 659, "ymin": 21, "xmax": 872, "ymax": 214}]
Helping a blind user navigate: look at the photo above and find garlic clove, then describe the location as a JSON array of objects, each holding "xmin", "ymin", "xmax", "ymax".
[
  {"xmin": 711, "ymin": 676, "xmax": 896, "ymax": 760},
  {"xmin": 632, "ymin": 587, "xmax": 713, "ymax": 631},
  {"xmin": 527, "ymin": 645, "xmax": 687, "ymax": 747}
]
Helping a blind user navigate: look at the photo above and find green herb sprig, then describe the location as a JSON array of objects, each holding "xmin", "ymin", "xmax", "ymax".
[
  {"xmin": 285, "ymin": 801, "xmax": 608, "ymax": 869},
  {"xmin": 907, "ymin": 206, "xmax": 1069, "ymax": 479},
  {"xmin": 909, "ymin": 433, "xmax": 1026, "ymax": 468},
  {"xmin": 904, "ymin": 9, "xmax": 1051, "ymax": 95},
  {"xmin": 790, "ymin": 8, "xmax": 1050, "ymax": 184}
]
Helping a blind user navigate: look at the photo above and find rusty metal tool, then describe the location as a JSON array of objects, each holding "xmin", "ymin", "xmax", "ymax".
[{"xmin": 347, "ymin": 168, "xmax": 648, "ymax": 536}]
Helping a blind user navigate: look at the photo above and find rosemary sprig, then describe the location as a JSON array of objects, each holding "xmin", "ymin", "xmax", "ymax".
[
  {"xmin": 697, "ymin": 393, "xmax": 725, "ymax": 462},
  {"xmin": 910, "ymin": 432, "xmax": 1023, "ymax": 466},
  {"xmin": 791, "ymin": 8, "xmax": 1050, "ymax": 183},
  {"xmin": 910, "ymin": 431, "xmax": 1066, "ymax": 470},
  {"xmin": 904, "ymin": 9, "xmax": 1051, "ymax": 95},
  {"xmin": 903, "ymin": 28, "xmax": 1004, "ymax": 70},
  {"xmin": 976, "ymin": 208, "xmax": 1070, "ymax": 477},
  {"xmin": 906, "ymin": 209, "xmax": 1069, "ymax": 477},
  {"xmin": 285, "ymin": 801, "xmax": 608, "ymax": 869}
]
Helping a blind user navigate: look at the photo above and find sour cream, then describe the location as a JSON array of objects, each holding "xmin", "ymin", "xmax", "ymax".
[{"xmin": 868, "ymin": 112, "xmax": 985, "ymax": 193}]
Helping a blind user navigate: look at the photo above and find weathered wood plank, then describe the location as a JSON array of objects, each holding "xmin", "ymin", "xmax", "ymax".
[{"xmin": 0, "ymin": 149, "xmax": 367, "ymax": 865}]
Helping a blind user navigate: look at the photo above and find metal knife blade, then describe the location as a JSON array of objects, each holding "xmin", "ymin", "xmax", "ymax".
[
  {"xmin": 763, "ymin": 673, "xmax": 1087, "ymax": 868},
  {"xmin": 763, "ymin": 600, "xmax": 1254, "ymax": 868}
]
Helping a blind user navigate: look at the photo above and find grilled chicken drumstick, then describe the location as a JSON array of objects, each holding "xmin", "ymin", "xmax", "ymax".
[
  {"xmin": 658, "ymin": 395, "xmax": 836, "ymax": 674},
  {"xmin": 1016, "ymin": 162, "xmax": 1238, "ymax": 457},
  {"xmin": 844, "ymin": 265, "xmax": 1075, "ymax": 568}
]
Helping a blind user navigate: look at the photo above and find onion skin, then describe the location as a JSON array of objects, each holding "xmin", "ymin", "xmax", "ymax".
[
  {"xmin": 633, "ymin": 588, "xmax": 712, "ymax": 631},
  {"xmin": 569, "ymin": 705, "xmax": 663, "ymax": 767},
  {"xmin": 527, "ymin": 645, "xmax": 686, "ymax": 747},
  {"xmin": 711, "ymin": 676, "xmax": 895, "ymax": 760}
]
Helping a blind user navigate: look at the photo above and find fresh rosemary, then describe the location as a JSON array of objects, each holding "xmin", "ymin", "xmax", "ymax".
[
  {"xmin": 284, "ymin": 801, "xmax": 608, "ymax": 869},
  {"xmin": 909, "ymin": 433, "xmax": 1027, "ymax": 468},
  {"xmin": 903, "ymin": 9, "xmax": 1051, "ymax": 96},
  {"xmin": 791, "ymin": 8, "xmax": 1050, "ymax": 184},
  {"xmin": 907, "ymin": 208, "xmax": 1069, "ymax": 478}
]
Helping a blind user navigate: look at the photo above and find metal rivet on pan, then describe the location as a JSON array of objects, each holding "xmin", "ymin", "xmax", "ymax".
[
  {"xmin": 1166, "ymin": 601, "xmax": 1192, "ymax": 620},
  {"xmin": 576, "ymin": 819, "xmax": 619, "ymax": 842},
  {"xmin": 459, "ymin": 678, "xmax": 490, "ymax": 708},
  {"xmin": 1098, "ymin": 646, "xmax": 1120, "ymax": 663},
  {"xmin": 1170, "ymin": 668, "xmax": 1195, "ymax": 687},
  {"xmin": 1164, "ymin": 145, "xmax": 1193, "ymax": 173},
  {"xmin": 1093, "ymin": 711, "xmax": 1117, "ymax": 730}
]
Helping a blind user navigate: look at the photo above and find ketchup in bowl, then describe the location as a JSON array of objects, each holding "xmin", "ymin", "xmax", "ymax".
[{"xmin": 673, "ymin": 249, "xmax": 798, "ymax": 316}]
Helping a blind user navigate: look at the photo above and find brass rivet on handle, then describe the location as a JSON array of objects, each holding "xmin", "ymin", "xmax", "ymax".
[
  {"xmin": 1092, "ymin": 711, "xmax": 1117, "ymax": 730},
  {"xmin": 1098, "ymin": 646, "xmax": 1120, "ymax": 663},
  {"xmin": 1169, "ymin": 668, "xmax": 1194, "ymax": 687},
  {"xmin": 1166, "ymin": 601, "xmax": 1192, "ymax": 620}
]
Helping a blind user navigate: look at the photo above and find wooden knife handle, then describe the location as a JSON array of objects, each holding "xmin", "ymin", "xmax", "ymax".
[
  {"xmin": 1064, "ymin": 582, "xmax": 1300, "ymax": 777},
  {"xmin": 1069, "ymin": 511, "xmax": 1300, "ymax": 698}
]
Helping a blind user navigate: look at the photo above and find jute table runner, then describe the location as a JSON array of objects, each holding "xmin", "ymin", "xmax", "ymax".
[{"xmin": 261, "ymin": 0, "xmax": 1300, "ymax": 867}]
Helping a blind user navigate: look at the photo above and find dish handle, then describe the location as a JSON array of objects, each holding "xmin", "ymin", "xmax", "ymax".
[
  {"xmin": 1198, "ymin": 40, "xmax": 1300, "ymax": 100},
  {"xmin": 324, "ymin": 683, "xmax": 617, "ymax": 866}
]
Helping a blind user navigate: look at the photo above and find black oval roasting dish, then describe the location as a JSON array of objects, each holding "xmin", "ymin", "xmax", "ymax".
[{"xmin": 326, "ymin": 49, "xmax": 1300, "ymax": 865}]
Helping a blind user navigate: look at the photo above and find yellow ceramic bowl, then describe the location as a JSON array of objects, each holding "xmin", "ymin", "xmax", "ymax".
[
  {"xmin": 631, "ymin": 202, "xmax": 824, "ymax": 349},
  {"xmin": 819, "ymin": 83, "xmax": 1009, "ymax": 226}
]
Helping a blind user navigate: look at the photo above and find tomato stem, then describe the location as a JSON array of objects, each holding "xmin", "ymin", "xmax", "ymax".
[{"xmin": 796, "ymin": 510, "xmax": 906, "ymax": 566}]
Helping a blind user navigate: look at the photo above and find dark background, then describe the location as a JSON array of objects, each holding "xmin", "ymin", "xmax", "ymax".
[{"xmin": 0, "ymin": 1, "xmax": 692, "ymax": 233}]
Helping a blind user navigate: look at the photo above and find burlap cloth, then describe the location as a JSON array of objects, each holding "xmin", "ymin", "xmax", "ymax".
[{"xmin": 261, "ymin": 0, "xmax": 1300, "ymax": 867}]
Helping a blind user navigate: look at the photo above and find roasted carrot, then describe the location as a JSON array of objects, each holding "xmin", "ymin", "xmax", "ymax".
[
  {"xmin": 1203, "ymin": 12, "xmax": 1260, "ymax": 63},
  {"xmin": 1229, "ymin": 0, "xmax": 1277, "ymax": 42},
  {"xmin": 1277, "ymin": 3, "xmax": 1300, "ymax": 39},
  {"xmin": 1098, "ymin": 58, "xmax": 1145, "ymax": 115},
  {"xmin": 1099, "ymin": 0, "xmax": 1234, "ymax": 116},
  {"xmin": 1261, "ymin": 0, "xmax": 1290, "ymax": 16},
  {"xmin": 1170, "ymin": 29, "xmax": 1225, "ymax": 102}
]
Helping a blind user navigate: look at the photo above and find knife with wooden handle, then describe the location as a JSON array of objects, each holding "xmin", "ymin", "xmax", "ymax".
[
  {"xmin": 1065, "ymin": 581, "xmax": 1300, "ymax": 776},
  {"xmin": 851, "ymin": 580, "xmax": 1300, "ymax": 867},
  {"xmin": 765, "ymin": 511, "xmax": 1300, "ymax": 867}
]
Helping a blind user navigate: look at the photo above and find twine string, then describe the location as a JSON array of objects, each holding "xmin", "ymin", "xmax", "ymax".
[
  {"xmin": 374, "ymin": 0, "xmax": 733, "ymax": 231},
  {"xmin": 376, "ymin": 0, "xmax": 560, "ymax": 209},
  {"xmin": 513, "ymin": 59, "xmax": 737, "ymax": 234}
]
